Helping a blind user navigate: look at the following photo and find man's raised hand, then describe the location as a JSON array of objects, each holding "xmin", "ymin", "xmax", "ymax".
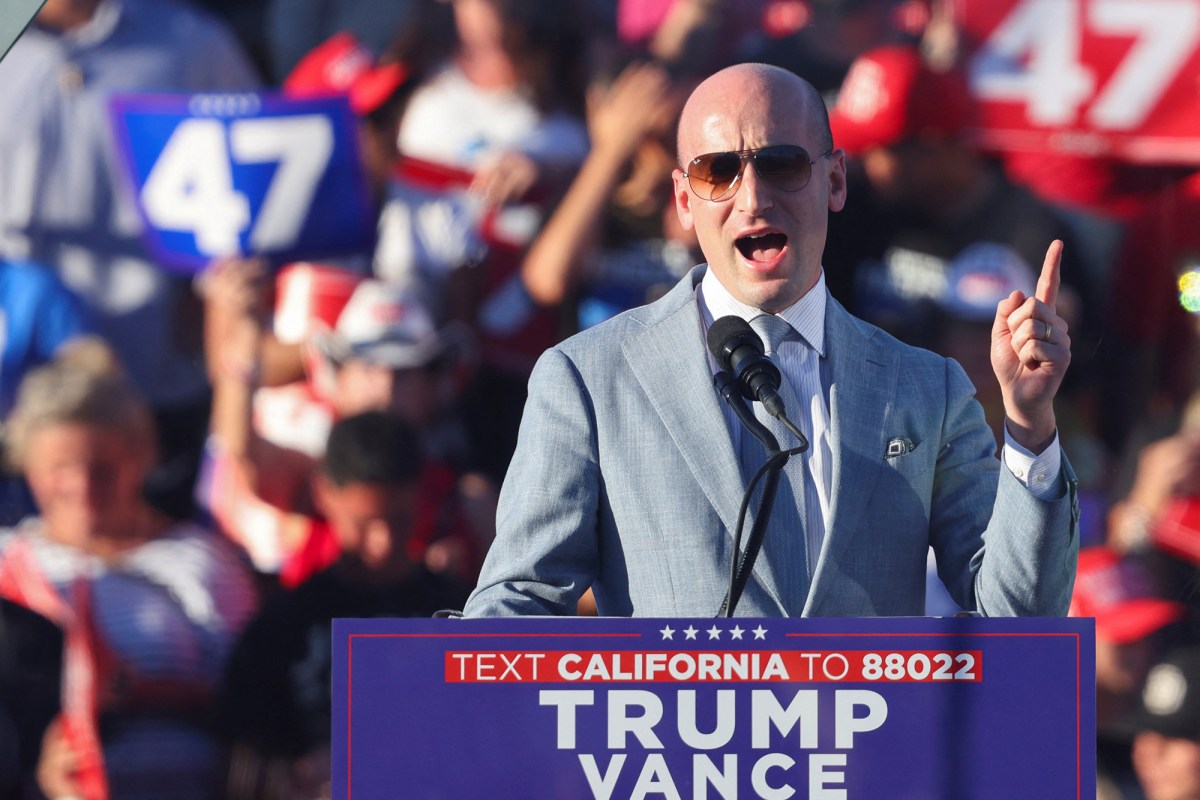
[{"xmin": 990, "ymin": 239, "xmax": 1072, "ymax": 453}]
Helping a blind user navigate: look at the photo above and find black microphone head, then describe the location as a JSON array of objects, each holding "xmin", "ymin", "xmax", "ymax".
[
  {"xmin": 706, "ymin": 316, "xmax": 763, "ymax": 373},
  {"xmin": 707, "ymin": 315, "xmax": 782, "ymax": 406}
]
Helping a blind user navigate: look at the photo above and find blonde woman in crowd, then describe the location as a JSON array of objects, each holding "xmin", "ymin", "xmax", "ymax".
[{"xmin": 0, "ymin": 341, "xmax": 257, "ymax": 800}]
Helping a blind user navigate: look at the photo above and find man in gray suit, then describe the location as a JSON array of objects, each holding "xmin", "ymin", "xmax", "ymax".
[{"xmin": 464, "ymin": 62, "xmax": 1077, "ymax": 618}]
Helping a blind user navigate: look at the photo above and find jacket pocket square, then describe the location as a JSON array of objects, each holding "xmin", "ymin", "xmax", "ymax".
[{"xmin": 885, "ymin": 437, "xmax": 915, "ymax": 458}]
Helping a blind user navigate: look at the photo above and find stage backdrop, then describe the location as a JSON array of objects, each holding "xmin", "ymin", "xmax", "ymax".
[{"xmin": 332, "ymin": 616, "xmax": 1095, "ymax": 800}]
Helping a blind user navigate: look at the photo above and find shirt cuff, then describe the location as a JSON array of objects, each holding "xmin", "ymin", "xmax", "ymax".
[{"xmin": 1002, "ymin": 427, "xmax": 1062, "ymax": 501}]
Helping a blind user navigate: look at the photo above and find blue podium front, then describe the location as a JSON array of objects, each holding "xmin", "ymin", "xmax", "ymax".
[{"xmin": 332, "ymin": 616, "xmax": 1095, "ymax": 799}]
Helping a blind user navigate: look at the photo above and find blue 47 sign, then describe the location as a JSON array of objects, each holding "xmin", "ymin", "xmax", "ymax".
[
  {"xmin": 333, "ymin": 616, "xmax": 1096, "ymax": 799},
  {"xmin": 110, "ymin": 93, "xmax": 375, "ymax": 274}
]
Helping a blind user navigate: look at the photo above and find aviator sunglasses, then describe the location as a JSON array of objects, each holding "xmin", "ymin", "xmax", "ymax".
[{"xmin": 682, "ymin": 144, "xmax": 834, "ymax": 202}]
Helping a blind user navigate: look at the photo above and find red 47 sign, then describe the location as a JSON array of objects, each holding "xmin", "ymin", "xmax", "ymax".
[{"xmin": 955, "ymin": 0, "xmax": 1200, "ymax": 163}]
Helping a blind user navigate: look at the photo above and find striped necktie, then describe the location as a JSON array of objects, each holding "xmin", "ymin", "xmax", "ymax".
[{"xmin": 741, "ymin": 313, "xmax": 809, "ymax": 613}]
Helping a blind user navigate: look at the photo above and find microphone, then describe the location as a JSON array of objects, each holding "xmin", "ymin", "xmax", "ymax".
[
  {"xmin": 706, "ymin": 316, "xmax": 786, "ymax": 420},
  {"xmin": 708, "ymin": 316, "xmax": 810, "ymax": 618}
]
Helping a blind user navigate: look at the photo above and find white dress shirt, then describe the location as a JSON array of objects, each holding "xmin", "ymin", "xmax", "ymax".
[{"xmin": 697, "ymin": 266, "xmax": 1062, "ymax": 572}]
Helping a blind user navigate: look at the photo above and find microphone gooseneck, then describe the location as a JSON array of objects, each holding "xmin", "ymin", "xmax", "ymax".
[{"xmin": 708, "ymin": 315, "xmax": 810, "ymax": 617}]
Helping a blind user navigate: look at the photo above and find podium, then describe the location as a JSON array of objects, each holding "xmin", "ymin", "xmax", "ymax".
[{"xmin": 332, "ymin": 616, "xmax": 1095, "ymax": 799}]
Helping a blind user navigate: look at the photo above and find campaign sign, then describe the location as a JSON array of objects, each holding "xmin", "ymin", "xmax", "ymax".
[
  {"xmin": 332, "ymin": 616, "xmax": 1095, "ymax": 799},
  {"xmin": 957, "ymin": 0, "xmax": 1200, "ymax": 163},
  {"xmin": 109, "ymin": 92, "xmax": 374, "ymax": 274}
]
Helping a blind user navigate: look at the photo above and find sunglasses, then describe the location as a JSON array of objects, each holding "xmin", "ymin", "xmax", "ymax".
[{"xmin": 682, "ymin": 145, "xmax": 833, "ymax": 202}]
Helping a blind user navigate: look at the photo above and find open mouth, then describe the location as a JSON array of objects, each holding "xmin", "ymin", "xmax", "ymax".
[{"xmin": 736, "ymin": 232, "xmax": 788, "ymax": 263}]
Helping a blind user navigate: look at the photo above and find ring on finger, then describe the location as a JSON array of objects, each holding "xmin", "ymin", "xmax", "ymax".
[{"xmin": 1041, "ymin": 321, "xmax": 1052, "ymax": 342}]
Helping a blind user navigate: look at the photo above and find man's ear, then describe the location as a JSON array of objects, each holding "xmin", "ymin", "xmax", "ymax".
[
  {"xmin": 672, "ymin": 168, "xmax": 696, "ymax": 232},
  {"xmin": 827, "ymin": 149, "xmax": 848, "ymax": 213}
]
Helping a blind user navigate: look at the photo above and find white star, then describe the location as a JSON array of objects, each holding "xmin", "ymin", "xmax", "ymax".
[
  {"xmin": 752, "ymin": 625, "xmax": 768, "ymax": 640},
  {"xmin": 706, "ymin": 625, "xmax": 723, "ymax": 640},
  {"xmin": 660, "ymin": 626, "xmax": 675, "ymax": 640},
  {"xmin": 684, "ymin": 625, "xmax": 699, "ymax": 640},
  {"xmin": 729, "ymin": 626, "xmax": 745, "ymax": 640}
]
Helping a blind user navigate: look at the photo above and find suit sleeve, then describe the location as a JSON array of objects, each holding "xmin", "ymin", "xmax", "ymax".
[
  {"xmin": 929, "ymin": 358, "xmax": 1079, "ymax": 617},
  {"xmin": 464, "ymin": 348, "xmax": 601, "ymax": 616}
]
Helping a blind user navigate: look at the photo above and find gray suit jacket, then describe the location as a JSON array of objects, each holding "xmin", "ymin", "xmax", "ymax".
[{"xmin": 465, "ymin": 266, "xmax": 1079, "ymax": 617}]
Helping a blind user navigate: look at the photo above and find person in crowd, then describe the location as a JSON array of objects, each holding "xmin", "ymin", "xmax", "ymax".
[
  {"xmin": 216, "ymin": 410, "xmax": 468, "ymax": 800},
  {"xmin": 385, "ymin": 0, "xmax": 589, "ymax": 215},
  {"xmin": 1070, "ymin": 546, "xmax": 1188, "ymax": 800},
  {"xmin": 464, "ymin": 61, "xmax": 1077, "ymax": 618},
  {"xmin": 752, "ymin": 0, "xmax": 914, "ymax": 95},
  {"xmin": 1108, "ymin": 392, "xmax": 1200, "ymax": 559},
  {"xmin": 282, "ymin": 30, "xmax": 421, "ymax": 228},
  {"xmin": 518, "ymin": 59, "xmax": 696, "ymax": 331},
  {"xmin": 0, "ymin": 261, "xmax": 96, "ymax": 420},
  {"xmin": 821, "ymin": 44, "xmax": 1093, "ymax": 358},
  {"xmin": 0, "ymin": 342, "xmax": 258, "ymax": 799},
  {"xmin": 373, "ymin": 0, "xmax": 591, "ymax": 303},
  {"xmin": 1130, "ymin": 646, "xmax": 1200, "ymax": 800},
  {"xmin": 373, "ymin": 0, "xmax": 592, "ymax": 483},
  {"xmin": 0, "ymin": 0, "xmax": 262, "ymax": 521},
  {"xmin": 1094, "ymin": 169, "xmax": 1200, "ymax": 476},
  {"xmin": 0, "ymin": 599, "xmax": 62, "ymax": 800},
  {"xmin": 0, "ymin": 260, "xmax": 98, "ymax": 525},
  {"xmin": 263, "ymin": 0, "xmax": 413, "ymax": 84},
  {"xmin": 202, "ymin": 257, "xmax": 494, "ymax": 589},
  {"xmin": 614, "ymin": 0, "xmax": 769, "ymax": 77},
  {"xmin": 1102, "ymin": 389, "xmax": 1200, "ymax": 673}
]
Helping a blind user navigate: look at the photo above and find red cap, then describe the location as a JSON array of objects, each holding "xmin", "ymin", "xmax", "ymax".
[
  {"xmin": 829, "ymin": 44, "xmax": 974, "ymax": 154},
  {"xmin": 1069, "ymin": 547, "xmax": 1185, "ymax": 644},
  {"xmin": 283, "ymin": 32, "xmax": 408, "ymax": 116}
]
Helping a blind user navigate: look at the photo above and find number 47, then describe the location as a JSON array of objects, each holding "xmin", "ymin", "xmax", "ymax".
[
  {"xmin": 140, "ymin": 115, "xmax": 334, "ymax": 257},
  {"xmin": 970, "ymin": 0, "xmax": 1200, "ymax": 130}
]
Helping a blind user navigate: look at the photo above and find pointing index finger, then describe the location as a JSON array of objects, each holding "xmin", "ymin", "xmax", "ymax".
[{"xmin": 1036, "ymin": 239, "xmax": 1063, "ymax": 312}]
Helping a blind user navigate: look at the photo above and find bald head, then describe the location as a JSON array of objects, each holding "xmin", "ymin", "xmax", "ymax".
[
  {"xmin": 676, "ymin": 63, "xmax": 832, "ymax": 165},
  {"xmin": 670, "ymin": 60, "xmax": 846, "ymax": 312}
]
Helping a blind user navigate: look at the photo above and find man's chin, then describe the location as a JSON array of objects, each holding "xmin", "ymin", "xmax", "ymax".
[{"xmin": 737, "ymin": 274, "xmax": 806, "ymax": 313}]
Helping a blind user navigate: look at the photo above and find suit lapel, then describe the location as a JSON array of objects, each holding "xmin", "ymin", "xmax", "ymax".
[
  {"xmin": 621, "ymin": 269, "xmax": 787, "ymax": 612},
  {"xmin": 803, "ymin": 297, "xmax": 897, "ymax": 615}
]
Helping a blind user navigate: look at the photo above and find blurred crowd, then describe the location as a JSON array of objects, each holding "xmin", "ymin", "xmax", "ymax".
[{"xmin": 0, "ymin": 0, "xmax": 1198, "ymax": 797}]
